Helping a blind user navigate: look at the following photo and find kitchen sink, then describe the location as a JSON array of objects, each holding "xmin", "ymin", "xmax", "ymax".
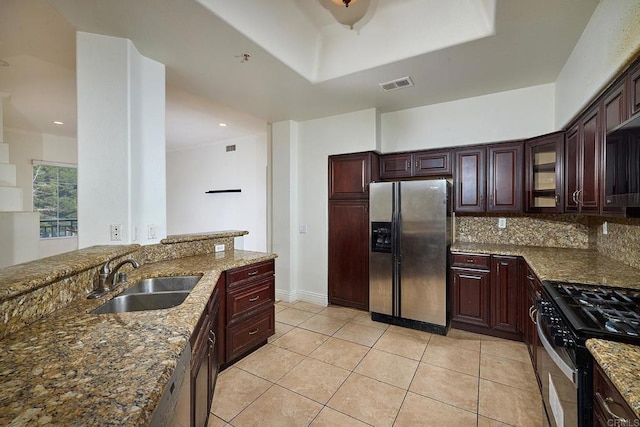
[
  {"xmin": 120, "ymin": 275, "xmax": 202, "ymax": 295},
  {"xmin": 92, "ymin": 275, "xmax": 202, "ymax": 314},
  {"xmin": 91, "ymin": 292, "xmax": 190, "ymax": 314}
]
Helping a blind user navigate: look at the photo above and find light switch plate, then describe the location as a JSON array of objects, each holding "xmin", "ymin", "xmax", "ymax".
[{"xmin": 215, "ymin": 244, "xmax": 225, "ymax": 252}]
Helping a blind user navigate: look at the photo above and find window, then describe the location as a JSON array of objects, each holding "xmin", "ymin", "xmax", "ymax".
[{"xmin": 32, "ymin": 163, "xmax": 78, "ymax": 238}]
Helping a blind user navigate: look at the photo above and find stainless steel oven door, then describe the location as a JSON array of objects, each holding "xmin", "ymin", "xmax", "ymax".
[{"xmin": 537, "ymin": 313, "xmax": 578, "ymax": 427}]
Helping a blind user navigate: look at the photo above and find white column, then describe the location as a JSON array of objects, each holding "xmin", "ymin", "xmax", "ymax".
[{"xmin": 76, "ymin": 32, "xmax": 166, "ymax": 247}]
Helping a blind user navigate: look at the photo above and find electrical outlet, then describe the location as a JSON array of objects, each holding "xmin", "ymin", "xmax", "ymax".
[
  {"xmin": 299, "ymin": 224, "xmax": 308, "ymax": 234},
  {"xmin": 603, "ymin": 221, "xmax": 608, "ymax": 235},
  {"xmin": 498, "ymin": 218, "xmax": 507, "ymax": 229},
  {"xmin": 110, "ymin": 224, "xmax": 122, "ymax": 241},
  {"xmin": 215, "ymin": 244, "xmax": 225, "ymax": 252},
  {"xmin": 148, "ymin": 224, "xmax": 157, "ymax": 239}
]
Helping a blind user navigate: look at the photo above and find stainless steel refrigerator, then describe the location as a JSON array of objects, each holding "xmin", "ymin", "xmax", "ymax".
[{"xmin": 369, "ymin": 179, "xmax": 452, "ymax": 334}]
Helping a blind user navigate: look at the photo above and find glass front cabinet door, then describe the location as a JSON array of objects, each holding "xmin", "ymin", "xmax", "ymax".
[{"xmin": 525, "ymin": 132, "xmax": 565, "ymax": 213}]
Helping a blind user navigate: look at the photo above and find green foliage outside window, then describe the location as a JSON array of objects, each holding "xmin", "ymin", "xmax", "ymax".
[{"xmin": 33, "ymin": 164, "xmax": 78, "ymax": 238}]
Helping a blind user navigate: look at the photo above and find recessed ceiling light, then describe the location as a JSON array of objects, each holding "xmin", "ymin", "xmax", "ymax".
[
  {"xmin": 219, "ymin": 123, "xmax": 227, "ymax": 127},
  {"xmin": 53, "ymin": 121, "xmax": 64, "ymax": 125}
]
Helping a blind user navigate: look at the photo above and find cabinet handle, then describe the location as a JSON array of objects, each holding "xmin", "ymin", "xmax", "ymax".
[
  {"xmin": 489, "ymin": 194, "xmax": 494, "ymax": 207},
  {"xmin": 249, "ymin": 295, "xmax": 260, "ymax": 302},
  {"xmin": 527, "ymin": 275, "xmax": 535, "ymax": 281},
  {"xmin": 248, "ymin": 328, "xmax": 259, "ymax": 335},
  {"xmin": 466, "ymin": 259, "xmax": 475, "ymax": 264},
  {"xmin": 576, "ymin": 189, "xmax": 583, "ymax": 204},
  {"xmin": 415, "ymin": 160, "xmax": 419, "ymax": 168},
  {"xmin": 572, "ymin": 190, "xmax": 578, "ymax": 204},
  {"xmin": 529, "ymin": 306, "xmax": 537, "ymax": 325},
  {"xmin": 406, "ymin": 160, "xmax": 411, "ymax": 170},
  {"xmin": 555, "ymin": 195, "xmax": 559, "ymax": 206},
  {"xmin": 247, "ymin": 271, "xmax": 259, "ymax": 277},
  {"xmin": 480, "ymin": 194, "xmax": 484, "ymax": 206},
  {"xmin": 595, "ymin": 392, "xmax": 624, "ymax": 421}
]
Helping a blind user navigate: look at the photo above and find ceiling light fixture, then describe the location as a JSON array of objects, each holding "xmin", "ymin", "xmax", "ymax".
[
  {"xmin": 320, "ymin": 0, "xmax": 373, "ymax": 30},
  {"xmin": 219, "ymin": 123, "xmax": 227, "ymax": 127},
  {"xmin": 53, "ymin": 120, "xmax": 64, "ymax": 125}
]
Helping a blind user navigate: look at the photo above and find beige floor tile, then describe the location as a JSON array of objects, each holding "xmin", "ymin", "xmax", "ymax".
[
  {"xmin": 350, "ymin": 312, "xmax": 390, "ymax": 330},
  {"xmin": 291, "ymin": 301, "xmax": 325, "ymax": 313},
  {"xmin": 277, "ymin": 358, "xmax": 350, "ymax": 404},
  {"xmin": 275, "ymin": 300, "xmax": 294, "ymax": 307},
  {"xmin": 409, "ymin": 362, "xmax": 479, "ymax": 412},
  {"xmin": 206, "ymin": 414, "xmax": 227, "ymax": 427},
  {"xmin": 298, "ymin": 314, "xmax": 348, "ymax": 336},
  {"xmin": 210, "ymin": 367, "xmax": 271, "ymax": 422},
  {"xmin": 354, "ymin": 349, "xmax": 419, "ymax": 389},
  {"xmin": 308, "ymin": 337, "xmax": 370, "ymax": 371},
  {"xmin": 327, "ymin": 373, "xmax": 406, "ymax": 427},
  {"xmin": 432, "ymin": 330, "xmax": 481, "ymax": 352},
  {"xmin": 274, "ymin": 304, "xmax": 287, "ymax": 313},
  {"xmin": 319, "ymin": 305, "xmax": 361, "ymax": 320},
  {"xmin": 373, "ymin": 330, "xmax": 429, "ymax": 360},
  {"xmin": 394, "ymin": 392, "xmax": 477, "ymax": 427},
  {"xmin": 333, "ymin": 322, "xmax": 385, "ymax": 347},
  {"xmin": 387, "ymin": 325, "xmax": 433, "ymax": 341},
  {"xmin": 479, "ymin": 379, "xmax": 544, "ymax": 427},
  {"xmin": 268, "ymin": 321, "xmax": 294, "ymax": 343},
  {"xmin": 309, "ymin": 407, "xmax": 370, "ymax": 426},
  {"xmin": 235, "ymin": 344, "xmax": 305, "ymax": 382},
  {"xmin": 275, "ymin": 307, "xmax": 316, "ymax": 326},
  {"xmin": 231, "ymin": 384, "xmax": 322, "ymax": 427},
  {"xmin": 481, "ymin": 339, "xmax": 531, "ymax": 364},
  {"xmin": 478, "ymin": 415, "xmax": 513, "ymax": 427},
  {"xmin": 480, "ymin": 352, "xmax": 538, "ymax": 392},
  {"xmin": 270, "ymin": 327, "xmax": 329, "ymax": 356},
  {"xmin": 422, "ymin": 340, "xmax": 480, "ymax": 376},
  {"xmin": 448, "ymin": 328, "xmax": 487, "ymax": 340}
]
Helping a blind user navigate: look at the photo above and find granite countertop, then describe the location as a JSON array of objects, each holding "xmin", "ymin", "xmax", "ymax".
[
  {"xmin": 0, "ymin": 250, "xmax": 276, "ymax": 426},
  {"xmin": 587, "ymin": 339, "xmax": 640, "ymax": 419},
  {"xmin": 450, "ymin": 242, "xmax": 640, "ymax": 289}
]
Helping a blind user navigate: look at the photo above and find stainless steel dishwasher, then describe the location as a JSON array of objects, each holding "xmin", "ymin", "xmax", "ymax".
[{"xmin": 149, "ymin": 343, "xmax": 191, "ymax": 427}]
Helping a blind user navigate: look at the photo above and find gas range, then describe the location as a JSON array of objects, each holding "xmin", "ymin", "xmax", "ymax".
[
  {"xmin": 542, "ymin": 281, "xmax": 640, "ymax": 344},
  {"xmin": 537, "ymin": 280, "xmax": 640, "ymax": 426}
]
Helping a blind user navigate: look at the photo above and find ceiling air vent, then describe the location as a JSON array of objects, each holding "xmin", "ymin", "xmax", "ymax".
[
  {"xmin": 379, "ymin": 76, "xmax": 414, "ymax": 92},
  {"xmin": 226, "ymin": 144, "xmax": 236, "ymax": 152}
]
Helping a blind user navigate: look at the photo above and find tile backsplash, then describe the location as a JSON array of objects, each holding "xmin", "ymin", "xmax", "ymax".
[{"xmin": 455, "ymin": 214, "xmax": 640, "ymax": 270}]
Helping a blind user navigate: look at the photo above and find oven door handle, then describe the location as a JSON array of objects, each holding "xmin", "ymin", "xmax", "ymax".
[{"xmin": 536, "ymin": 312, "xmax": 578, "ymax": 385}]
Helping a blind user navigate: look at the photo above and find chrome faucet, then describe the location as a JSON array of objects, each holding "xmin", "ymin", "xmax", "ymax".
[{"xmin": 88, "ymin": 258, "xmax": 140, "ymax": 299}]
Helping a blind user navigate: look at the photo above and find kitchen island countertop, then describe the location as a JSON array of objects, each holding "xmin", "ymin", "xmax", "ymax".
[{"xmin": 0, "ymin": 249, "xmax": 275, "ymax": 426}]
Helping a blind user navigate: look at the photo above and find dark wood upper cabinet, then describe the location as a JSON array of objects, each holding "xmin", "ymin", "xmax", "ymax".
[
  {"xmin": 525, "ymin": 132, "xmax": 565, "ymax": 213},
  {"xmin": 454, "ymin": 147, "xmax": 486, "ymax": 212},
  {"xmin": 379, "ymin": 149, "xmax": 452, "ymax": 180},
  {"xmin": 487, "ymin": 142, "xmax": 523, "ymax": 212},
  {"xmin": 379, "ymin": 153, "xmax": 412, "ymax": 179},
  {"xmin": 565, "ymin": 107, "xmax": 601, "ymax": 214},
  {"xmin": 600, "ymin": 80, "xmax": 628, "ymax": 215},
  {"xmin": 329, "ymin": 152, "xmax": 379, "ymax": 199},
  {"xmin": 629, "ymin": 60, "xmax": 640, "ymax": 116},
  {"xmin": 413, "ymin": 149, "xmax": 452, "ymax": 177}
]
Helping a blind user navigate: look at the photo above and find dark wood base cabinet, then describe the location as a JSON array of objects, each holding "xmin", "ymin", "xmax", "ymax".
[
  {"xmin": 593, "ymin": 361, "xmax": 639, "ymax": 426},
  {"xmin": 450, "ymin": 253, "xmax": 520, "ymax": 341}
]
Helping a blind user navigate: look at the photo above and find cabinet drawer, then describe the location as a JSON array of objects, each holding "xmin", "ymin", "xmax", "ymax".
[
  {"xmin": 226, "ymin": 307, "xmax": 274, "ymax": 362},
  {"xmin": 593, "ymin": 362, "xmax": 639, "ymax": 424},
  {"xmin": 226, "ymin": 277, "xmax": 274, "ymax": 324},
  {"xmin": 451, "ymin": 253, "xmax": 490, "ymax": 269},
  {"xmin": 227, "ymin": 260, "xmax": 274, "ymax": 287}
]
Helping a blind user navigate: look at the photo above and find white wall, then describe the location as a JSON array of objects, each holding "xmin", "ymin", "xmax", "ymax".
[
  {"xmin": 381, "ymin": 83, "xmax": 556, "ymax": 153},
  {"xmin": 272, "ymin": 109, "xmax": 377, "ymax": 304},
  {"xmin": 76, "ymin": 32, "xmax": 165, "ymax": 247},
  {"xmin": 166, "ymin": 134, "xmax": 268, "ymax": 251},
  {"xmin": 555, "ymin": 0, "xmax": 640, "ymax": 128}
]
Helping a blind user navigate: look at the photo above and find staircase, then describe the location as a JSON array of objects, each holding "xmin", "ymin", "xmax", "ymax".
[{"xmin": 0, "ymin": 93, "xmax": 39, "ymax": 268}]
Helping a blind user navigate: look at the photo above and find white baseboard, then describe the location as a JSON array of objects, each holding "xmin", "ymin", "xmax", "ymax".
[{"xmin": 274, "ymin": 289, "xmax": 328, "ymax": 306}]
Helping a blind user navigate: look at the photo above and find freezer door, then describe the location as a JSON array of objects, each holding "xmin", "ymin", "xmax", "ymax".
[
  {"xmin": 369, "ymin": 182, "xmax": 394, "ymax": 316},
  {"xmin": 399, "ymin": 179, "xmax": 449, "ymax": 326}
]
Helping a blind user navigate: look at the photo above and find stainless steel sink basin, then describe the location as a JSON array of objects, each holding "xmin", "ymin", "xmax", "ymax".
[
  {"xmin": 92, "ymin": 292, "xmax": 190, "ymax": 314},
  {"xmin": 120, "ymin": 275, "xmax": 202, "ymax": 295}
]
